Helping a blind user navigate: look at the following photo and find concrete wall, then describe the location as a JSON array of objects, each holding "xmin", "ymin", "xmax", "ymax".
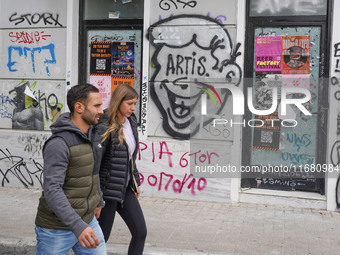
[
  {"xmin": 0, "ymin": 0, "xmax": 244, "ymax": 203},
  {"xmin": 326, "ymin": 0, "xmax": 340, "ymax": 210},
  {"xmin": 138, "ymin": 0, "xmax": 245, "ymax": 202},
  {"xmin": 0, "ymin": 0, "xmax": 67, "ymax": 188},
  {"xmin": 1, "ymin": 0, "xmax": 338, "ymax": 208}
]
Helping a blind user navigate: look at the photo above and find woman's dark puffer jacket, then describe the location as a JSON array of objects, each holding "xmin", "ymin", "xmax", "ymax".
[{"xmin": 96, "ymin": 110, "xmax": 140, "ymax": 203}]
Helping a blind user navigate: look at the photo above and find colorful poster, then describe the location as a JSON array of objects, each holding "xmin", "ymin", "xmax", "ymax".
[
  {"xmin": 252, "ymin": 112, "xmax": 281, "ymax": 151},
  {"xmin": 89, "ymin": 75, "xmax": 111, "ymax": 109},
  {"xmin": 255, "ymin": 36, "xmax": 282, "ymax": 74},
  {"xmin": 111, "ymin": 42, "xmax": 135, "ymax": 92},
  {"xmin": 90, "ymin": 42, "xmax": 112, "ymax": 75},
  {"xmin": 281, "ymin": 36, "xmax": 310, "ymax": 74}
]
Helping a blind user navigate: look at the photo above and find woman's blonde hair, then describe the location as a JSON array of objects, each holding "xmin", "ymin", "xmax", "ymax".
[{"xmin": 101, "ymin": 84, "xmax": 139, "ymax": 144}]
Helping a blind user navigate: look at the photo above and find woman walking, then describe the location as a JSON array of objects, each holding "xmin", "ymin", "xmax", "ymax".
[{"xmin": 97, "ymin": 84, "xmax": 147, "ymax": 255}]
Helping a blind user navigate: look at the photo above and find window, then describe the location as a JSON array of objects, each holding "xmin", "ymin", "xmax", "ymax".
[{"xmin": 79, "ymin": 0, "xmax": 143, "ymax": 122}]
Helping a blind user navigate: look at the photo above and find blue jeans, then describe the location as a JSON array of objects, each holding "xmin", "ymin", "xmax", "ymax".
[{"xmin": 35, "ymin": 216, "xmax": 106, "ymax": 255}]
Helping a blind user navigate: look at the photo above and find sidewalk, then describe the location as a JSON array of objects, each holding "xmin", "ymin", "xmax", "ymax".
[{"xmin": 1, "ymin": 187, "xmax": 340, "ymax": 255}]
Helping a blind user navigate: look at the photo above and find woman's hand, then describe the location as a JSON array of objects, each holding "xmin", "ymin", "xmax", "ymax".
[{"xmin": 135, "ymin": 186, "xmax": 141, "ymax": 198}]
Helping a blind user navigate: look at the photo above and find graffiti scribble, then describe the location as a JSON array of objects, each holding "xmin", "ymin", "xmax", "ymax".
[{"xmin": 0, "ymin": 149, "xmax": 43, "ymax": 188}]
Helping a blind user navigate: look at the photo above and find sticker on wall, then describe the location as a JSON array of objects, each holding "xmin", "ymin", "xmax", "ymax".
[
  {"xmin": 109, "ymin": 11, "xmax": 120, "ymax": 19},
  {"xmin": 111, "ymin": 42, "xmax": 135, "ymax": 93}
]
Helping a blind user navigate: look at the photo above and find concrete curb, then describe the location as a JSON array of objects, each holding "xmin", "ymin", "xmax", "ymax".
[
  {"xmin": 0, "ymin": 236, "xmax": 36, "ymax": 255},
  {"xmin": 0, "ymin": 236, "xmax": 232, "ymax": 255}
]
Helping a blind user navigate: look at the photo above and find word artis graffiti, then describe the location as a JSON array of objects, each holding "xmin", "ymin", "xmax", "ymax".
[
  {"xmin": 159, "ymin": 0, "xmax": 197, "ymax": 11},
  {"xmin": 148, "ymin": 15, "xmax": 242, "ymax": 139},
  {"xmin": 9, "ymin": 31, "xmax": 51, "ymax": 44},
  {"xmin": 139, "ymin": 172, "xmax": 206, "ymax": 195},
  {"xmin": 9, "ymin": 12, "xmax": 63, "ymax": 27},
  {"xmin": 0, "ymin": 149, "xmax": 43, "ymax": 188},
  {"xmin": 7, "ymin": 43, "xmax": 56, "ymax": 76}
]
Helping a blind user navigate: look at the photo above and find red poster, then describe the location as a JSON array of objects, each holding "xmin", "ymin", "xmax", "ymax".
[{"xmin": 281, "ymin": 36, "xmax": 310, "ymax": 74}]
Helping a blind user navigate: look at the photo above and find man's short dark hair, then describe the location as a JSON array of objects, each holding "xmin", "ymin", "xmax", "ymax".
[{"xmin": 67, "ymin": 84, "xmax": 99, "ymax": 114}]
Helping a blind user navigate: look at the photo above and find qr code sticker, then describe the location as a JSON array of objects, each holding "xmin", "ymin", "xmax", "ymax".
[
  {"xmin": 96, "ymin": 59, "xmax": 106, "ymax": 70},
  {"xmin": 260, "ymin": 131, "xmax": 273, "ymax": 144}
]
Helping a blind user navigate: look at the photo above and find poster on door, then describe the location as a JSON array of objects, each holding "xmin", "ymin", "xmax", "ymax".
[
  {"xmin": 281, "ymin": 36, "xmax": 310, "ymax": 74},
  {"xmin": 111, "ymin": 42, "xmax": 135, "ymax": 93},
  {"xmin": 252, "ymin": 112, "xmax": 281, "ymax": 151},
  {"xmin": 255, "ymin": 35, "xmax": 310, "ymax": 75},
  {"xmin": 255, "ymin": 36, "xmax": 282, "ymax": 74},
  {"xmin": 89, "ymin": 41, "xmax": 112, "ymax": 109},
  {"xmin": 90, "ymin": 42, "xmax": 112, "ymax": 75}
]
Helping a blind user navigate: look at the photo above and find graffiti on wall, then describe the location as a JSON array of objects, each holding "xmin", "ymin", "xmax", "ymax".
[
  {"xmin": 0, "ymin": 148, "xmax": 44, "ymax": 188},
  {"xmin": 331, "ymin": 42, "xmax": 340, "ymax": 167},
  {"xmin": 0, "ymin": 138, "xmax": 214, "ymax": 198},
  {"xmin": 0, "ymin": 134, "xmax": 47, "ymax": 188},
  {"xmin": 140, "ymin": 82, "xmax": 148, "ymax": 135},
  {"xmin": 154, "ymin": 0, "xmax": 233, "ymax": 25},
  {"xmin": 0, "ymin": 80, "xmax": 64, "ymax": 130},
  {"xmin": 1, "ymin": 27, "xmax": 66, "ymax": 79},
  {"xmin": 147, "ymin": 15, "xmax": 242, "ymax": 139},
  {"xmin": 1, "ymin": 6, "xmax": 66, "ymax": 127},
  {"xmin": 9, "ymin": 12, "xmax": 63, "ymax": 27},
  {"xmin": 158, "ymin": 0, "xmax": 197, "ymax": 10},
  {"xmin": 138, "ymin": 140, "xmax": 215, "ymax": 195},
  {"xmin": 331, "ymin": 41, "xmax": 340, "ymax": 207},
  {"xmin": 7, "ymin": 43, "xmax": 56, "ymax": 76}
]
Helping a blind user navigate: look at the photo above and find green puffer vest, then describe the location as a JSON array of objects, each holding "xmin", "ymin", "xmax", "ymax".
[{"xmin": 35, "ymin": 143, "xmax": 100, "ymax": 230}]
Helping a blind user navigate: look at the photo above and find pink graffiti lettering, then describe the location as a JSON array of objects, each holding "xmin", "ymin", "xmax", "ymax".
[
  {"xmin": 138, "ymin": 141, "xmax": 219, "ymax": 168},
  {"xmin": 159, "ymin": 141, "xmax": 173, "ymax": 167},
  {"xmin": 9, "ymin": 31, "xmax": 51, "ymax": 44},
  {"xmin": 139, "ymin": 172, "xmax": 207, "ymax": 195}
]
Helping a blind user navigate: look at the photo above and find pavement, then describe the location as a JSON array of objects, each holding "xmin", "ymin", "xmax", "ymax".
[{"xmin": 1, "ymin": 187, "xmax": 340, "ymax": 255}]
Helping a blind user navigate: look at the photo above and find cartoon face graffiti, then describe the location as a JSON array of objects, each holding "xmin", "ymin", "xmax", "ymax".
[{"xmin": 148, "ymin": 15, "xmax": 242, "ymax": 139}]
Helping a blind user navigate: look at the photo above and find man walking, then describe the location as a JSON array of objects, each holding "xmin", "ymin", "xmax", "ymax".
[{"xmin": 35, "ymin": 84, "xmax": 106, "ymax": 254}]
